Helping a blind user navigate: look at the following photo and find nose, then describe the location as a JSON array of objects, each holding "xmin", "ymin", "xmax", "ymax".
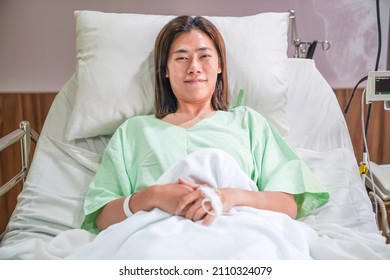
[{"xmin": 187, "ymin": 57, "xmax": 201, "ymax": 75}]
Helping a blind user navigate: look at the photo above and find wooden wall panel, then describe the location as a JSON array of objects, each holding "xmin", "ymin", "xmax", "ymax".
[
  {"xmin": 0, "ymin": 93, "xmax": 56, "ymax": 234},
  {"xmin": 0, "ymin": 89, "xmax": 389, "ymax": 236},
  {"xmin": 334, "ymin": 88, "xmax": 390, "ymax": 165}
]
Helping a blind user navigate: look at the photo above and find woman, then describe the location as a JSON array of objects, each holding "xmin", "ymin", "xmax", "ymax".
[{"xmin": 81, "ymin": 16, "xmax": 329, "ymax": 233}]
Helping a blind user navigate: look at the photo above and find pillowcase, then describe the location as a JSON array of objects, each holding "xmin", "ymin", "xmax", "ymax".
[{"xmin": 65, "ymin": 10, "xmax": 289, "ymax": 140}]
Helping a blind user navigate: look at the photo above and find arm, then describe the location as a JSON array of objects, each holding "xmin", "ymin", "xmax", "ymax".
[
  {"xmin": 176, "ymin": 188, "xmax": 297, "ymax": 226},
  {"xmin": 227, "ymin": 189, "xmax": 297, "ymax": 218},
  {"xmin": 96, "ymin": 179, "xmax": 197, "ymax": 231}
]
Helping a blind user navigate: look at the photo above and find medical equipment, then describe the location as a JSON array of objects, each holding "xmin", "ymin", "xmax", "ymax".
[
  {"xmin": 360, "ymin": 79, "xmax": 390, "ymax": 240},
  {"xmin": 362, "ymin": 71, "xmax": 390, "ymax": 237},
  {"xmin": 289, "ymin": 10, "xmax": 330, "ymax": 59},
  {"xmin": 366, "ymin": 71, "xmax": 390, "ymax": 110},
  {"xmin": 365, "ymin": 161, "xmax": 390, "ymax": 240},
  {"xmin": 366, "ymin": 162, "xmax": 390, "ymax": 201},
  {"xmin": 0, "ymin": 11, "xmax": 389, "ymax": 259}
]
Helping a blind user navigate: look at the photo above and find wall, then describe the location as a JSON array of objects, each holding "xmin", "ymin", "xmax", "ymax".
[
  {"xmin": 0, "ymin": 0, "xmax": 388, "ymax": 92},
  {"xmin": 0, "ymin": 93, "xmax": 55, "ymax": 233}
]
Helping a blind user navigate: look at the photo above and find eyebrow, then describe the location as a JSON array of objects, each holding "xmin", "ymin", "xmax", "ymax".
[{"xmin": 171, "ymin": 47, "xmax": 212, "ymax": 54}]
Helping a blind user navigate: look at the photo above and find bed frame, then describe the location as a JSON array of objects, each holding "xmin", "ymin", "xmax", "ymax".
[
  {"xmin": 0, "ymin": 121, "xmax": 38, "ymax": 197},
  {"xmin": 1, "ymin": 120, "xmax": 388, "ymax": 241},
  {"xmin": 1, "ymin": 11, "xmax": 389, "ymax": 259}
]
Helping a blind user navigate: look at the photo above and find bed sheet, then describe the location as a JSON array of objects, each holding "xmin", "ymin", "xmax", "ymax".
[
  {"xmin": 64, "ymin": 148, "xmax": 389, "ymax": 260},
  {"xmin": 1, "ymin": 146, "xmax": 388, "ymax": 259},
  {"xmin": 0, "ymin": 58, "xmax": 388, "ymax": 259}
]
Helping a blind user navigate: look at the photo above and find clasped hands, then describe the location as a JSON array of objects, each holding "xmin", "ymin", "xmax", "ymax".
[{"xmin": 154, "ymin": 177, "xmax": 236, "ymax": 225}]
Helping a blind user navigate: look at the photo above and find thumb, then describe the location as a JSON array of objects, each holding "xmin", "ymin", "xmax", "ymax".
[{"xmin": 178, "ymin": 177, "xmax": 200, "ymax": 190}]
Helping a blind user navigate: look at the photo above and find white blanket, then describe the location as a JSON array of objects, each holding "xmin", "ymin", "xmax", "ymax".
[{"xmin": 66, "ymin": 148, "xmax": 390, "ymax": 260}]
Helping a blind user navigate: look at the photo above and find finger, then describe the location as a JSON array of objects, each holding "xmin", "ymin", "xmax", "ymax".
[
  {"xmin": 192, "ymin": 200, "xmax": 215, "ymax": 222},
  {"xmin": 175, "ymin": 191, "xmax": 200, "ymax": 215},
  {"xmin": 178, "ymin": 184, "xmax": 197, "ymax": 192},
  {"xmin": 178, "ymin": 177, "xmax": 198, "ymax": 189},
  {"xmin": 176, "ymin": 203, "xmax": 192, "ymax": 216},
  {"xmin": 157, "ymin": 183, "xmax": 192, "ymax": 193},
  {"xmin": 202, "ymin": 214, "xmax": 215, "ymax": 226},
  {"xmin": 184, "ymin": 199, "xmax": 205, "ymax": 220},
  {"xmin": 189, "ymin": 206, "xmax": 208, "ymax": 222},
  {"xmin": 178, "ymin": 177, "xmax": 203, "ymax": 190}
]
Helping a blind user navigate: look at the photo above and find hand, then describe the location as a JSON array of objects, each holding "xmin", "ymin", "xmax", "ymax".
[
  {"xmin": 150, "ymin": 177, "xmax": 198, "ymax": 215},
  {"xmin": 175, "ymin": 187, "xmax": 238, "ymax": 226}
]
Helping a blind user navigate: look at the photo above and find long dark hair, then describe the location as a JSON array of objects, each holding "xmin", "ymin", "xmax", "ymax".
[{"xmin": 154, "ymin": 15, "xmax": 229, "ymax": 118}]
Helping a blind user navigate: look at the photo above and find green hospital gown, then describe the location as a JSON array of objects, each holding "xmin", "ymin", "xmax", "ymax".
[{"xmin": 82, "ymin": 106, "xmax": 329, "ymax": 233}]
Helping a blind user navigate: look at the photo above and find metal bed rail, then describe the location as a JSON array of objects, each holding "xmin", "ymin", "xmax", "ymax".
[{"xmin": 0, "ymin": 121, "xmax": 39, "ymax": 196}]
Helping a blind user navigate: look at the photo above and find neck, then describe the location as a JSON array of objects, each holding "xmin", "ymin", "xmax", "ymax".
[
  {"xmin": 176, "ymin": 102, "xmax": 214, "ymax": 118},
  {"xmin": 161, "ymin": 102, "xmax": 216, "ymax": 128}
]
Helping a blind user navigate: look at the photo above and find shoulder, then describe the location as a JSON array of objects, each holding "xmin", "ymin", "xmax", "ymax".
[
  {"xmin": 109, "ymin": 114, "xmax": 156, "ymax": 141},
  {"xmin": 229, "ymin": 106, "xmax": 263, "ymax": 117},
  {"xmin": 117, "ymin": 114, "xmax": 156, "ymax": 130},
  {"xmin": 106, "ymin": 114, "xmax": 156, "ymax": 149},
  {"xmin": 228, "ymin": 106, "xmax": 269, "ymax": 125}
]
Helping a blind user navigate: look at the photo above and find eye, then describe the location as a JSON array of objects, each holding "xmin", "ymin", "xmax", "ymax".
[
  {"xmin": 175, "ymin": 56, "xmax": 188, "ymax": 61},
  {"xmin": 201, "ymin": 54, "xmax": 212, "ymax": 59}
]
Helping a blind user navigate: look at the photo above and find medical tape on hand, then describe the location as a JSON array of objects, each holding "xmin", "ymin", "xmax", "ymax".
[{"xmin": 199, "ymin": 186, "xmax": 223, "ymax": 216}]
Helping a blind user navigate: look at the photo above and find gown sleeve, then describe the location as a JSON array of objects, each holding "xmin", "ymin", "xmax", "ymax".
[
  {"xmin": 81, "ymin": 121, "xmax": 135, "ymax": 233},
  {"xmin": 247, "ymin": 109, "xmax": 329, "ymax": 219}
]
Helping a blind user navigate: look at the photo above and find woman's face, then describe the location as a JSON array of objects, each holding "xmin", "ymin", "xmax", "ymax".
[{"xmin": 166, "ymin": 30, "xmax": 221, "ymax": 107}]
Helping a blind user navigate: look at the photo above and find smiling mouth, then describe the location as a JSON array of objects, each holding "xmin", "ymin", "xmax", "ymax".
[{"xmin": 184, "ymin": 79, "xmax": 207, "ymax": 84}]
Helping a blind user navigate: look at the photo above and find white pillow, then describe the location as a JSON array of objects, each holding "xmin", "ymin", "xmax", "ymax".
[{"xmin": 65, "ymin": 11, "xmax": 289, "ymax": 140}]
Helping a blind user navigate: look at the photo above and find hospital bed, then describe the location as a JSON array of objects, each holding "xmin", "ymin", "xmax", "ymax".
[{"xmin": 0, "ymin": 11, "xmax": 389, "ymax": 259}]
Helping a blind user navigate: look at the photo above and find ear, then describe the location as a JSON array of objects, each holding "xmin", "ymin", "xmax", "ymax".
[
  {"xmin": 166, "ymin": 68, "xmax": 169, "ymax": 78},
  {"xmin": 217, "ymin": 62, "xmax": 222, "ymax": 74}
]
